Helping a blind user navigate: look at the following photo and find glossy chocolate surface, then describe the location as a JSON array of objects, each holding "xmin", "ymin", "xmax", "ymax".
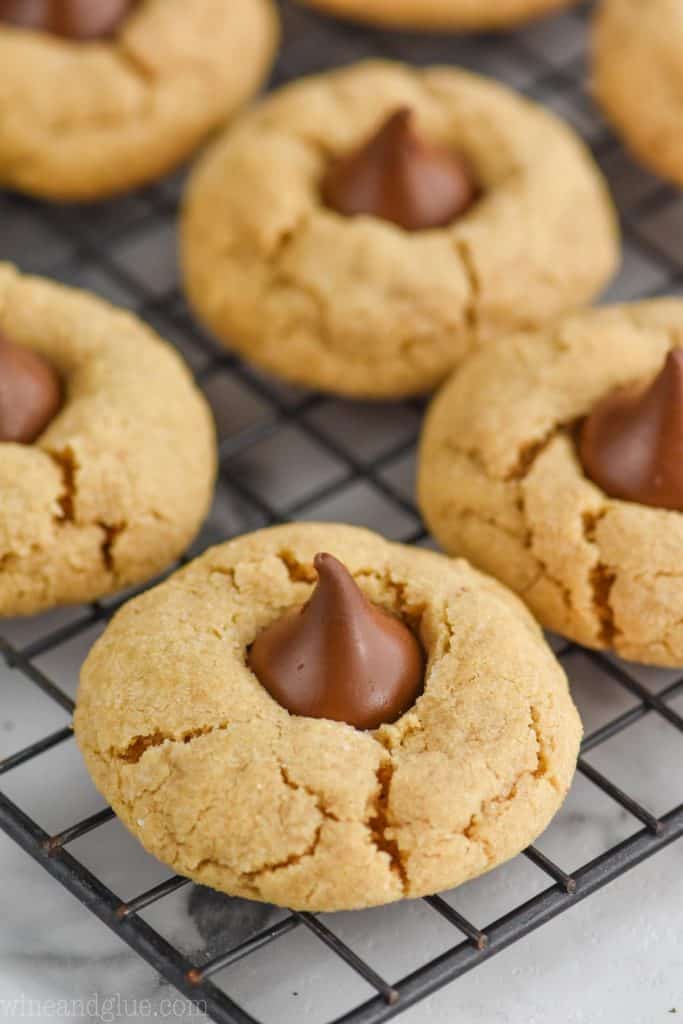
[
  {"xmin": 580, "ymin": 348, "xmax": 683, "ymax": 511},
  {"xmin": 248, "ymin": 552, "xmax": 425, "ymax": 729},
  {"xmin": 0, "ymin": 331, "xmax": 62, "ymax": 444},
  {"xmin": 321, "ymin": 107, "xmax": 479, "ymax": 231}
]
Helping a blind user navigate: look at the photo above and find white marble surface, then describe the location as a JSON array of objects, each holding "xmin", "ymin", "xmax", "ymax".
[{"xmin": 1, "ymin": 613, "xmax": 681, "ymax": 1024}]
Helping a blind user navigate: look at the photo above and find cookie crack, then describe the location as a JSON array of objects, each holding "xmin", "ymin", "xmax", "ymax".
[
  {"xmin": 355, "ymin": 567, "xmax": 427, "ymax": 632},
  {"xmin": 516, "ymin": 492, "xmax": 574, "ymax": 613},
  {"xmin": 277, "ymin": 549, "xmax": 317, "ymax": 584},
  {"xmin": 463, "ymin": 811, "xmax": 494, "ymax": 862},
  {"xmin": 270, "ymin": 259, "xmax": 331, "ymax": 348},
  {"xmin": 454, "ymin": 237, "xmax": 479, "ymax": 335},
  {"xmin": 529, "ymin": 705, "xmax": 556, "ymax": 789},
  {"xmin": 237, "ymin": 767, "xmax": 332, "ymax": 887},
  {"xmin": 115, "ymin": 39, "xmax": 160, "ymax": 87},
  {"xmin": 448, "ymin": 422, "xmax": 621, "ymax": 647},
  {"xmin": 375, "ymin": 710, "xmax": 425, "ymax": 752},
  {"xmin": 582, "ymin": 509, "xmax": 618, "ymax": 647},
  {"xmin": 367, "ymin": 759, "xmax": 408, "ymax": 895},
  {"xmin": 208, "ymin": 564, "xmax": 239, "ymax": 592},
  {"xmin": 504, "ymin": 423, "xmax": 568, "ymax": 482},
  {"xmin": 442, "ymin": 413, "xmax": 577, "ymax": 486},
  {"xmin": 98, "ymin": 520, "xmax": 125, "ymax": 575},
  {"xmin": 259, "ymin": 217, "xmax": 343, "ymax": 361},
  {"xmin": 279, "ymin": 766, "xmax": 340, "ymax": 823},
  {"xmin": 114, "ymin": 721, "xmax": 231, "ymax": 764},
  {"xmin": 461, "ymin": 704, "xmax": 556, "ymax": 860},
  {"xmin": 447, "ymin": 504, "xmax": 525, "ymax": 545},
  {"xmin": 46, "ymin": 445, "xmax": 78, "ymax": 523},
  {"xmin": 43, "ymin": 446, "xmax": 126, "ymax": 577},
  {"xmin": 242, "ymin": 822, "xmax": 324, "ymax": 886}
]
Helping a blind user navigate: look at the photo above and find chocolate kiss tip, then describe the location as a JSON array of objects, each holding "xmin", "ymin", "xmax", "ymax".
[
  {"xmin": 0, "ymin": 331, "xmax": 62, "ymax": 445},
  {"xmin": 248, "ymin": 551, "xmax": 424, "ymax": 730},
  {"xmin": 579, "ymin": 346, "xmax": 683, "ymax": 511},
  {"xmin": 321, "ymin": 104, "xmax": 479, "ymax": 232},
  {"xmin": 314, "ymin": 551, "xmax": 337, "ymax": 571}
]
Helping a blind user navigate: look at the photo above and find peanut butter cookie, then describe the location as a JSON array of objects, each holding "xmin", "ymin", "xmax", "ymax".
[
  {"xmin": 0, "ymin": 0, "xmax": 279, "ymax": 200},
  {"xmin": 593, "ymin": 0, "xmax": 683, "ymax": 188},
  {"xmin": 75, "ymin": 523, "xmax": 581, "ymax": 912},
  {"xmin": 0, "ymin": 263, "xmax": 216, "ymax": 616},
  {"xmin": 419, "ymin": 301, "xmax": 683, "ymax": 666},
  {"xmin": 181, "ymin": 60, "xmax": 618, "ymax": 399}
]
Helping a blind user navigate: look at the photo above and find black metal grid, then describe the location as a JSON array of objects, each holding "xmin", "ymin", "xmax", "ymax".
[{"xmin": 1, "ymin": 1, "xmax": 682, "ymax": 1021}]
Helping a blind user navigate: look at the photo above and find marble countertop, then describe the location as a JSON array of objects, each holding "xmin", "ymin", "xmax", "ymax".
[{"xmin": 1, "ymin": 609, "xmax": 681, "ymax": 1024}]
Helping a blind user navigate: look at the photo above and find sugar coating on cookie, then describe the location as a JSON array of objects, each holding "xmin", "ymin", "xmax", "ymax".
[
  {"xmin": 419, "ymin": 301, "xmax": 683, "ymax": 667},
  {"xmin": 0, "ymin": 264, "xmax": 216, "ymax": 616},
  {"xmin": 593, "ymin": 0, "xmax": 683, "ymax": 188},
  {"xmin": 297, "ymin": 0, "xmax": 581, "ymax": 30},
  {"xmin": 74, "ymin": 523, "xmax": 581, "ymax": 912},
  {"xmin": 181, "ymin": 60, "xmax": 619, "ymax": 399},
  {"xmin": 0, "ymin": 0, "xmax": 279, "ymax": 200}
]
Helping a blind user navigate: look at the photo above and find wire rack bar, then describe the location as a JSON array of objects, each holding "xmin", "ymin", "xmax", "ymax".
[
  {"xmin": 189, "ymin": 917, "xmax": 301, "ymax": 982},
  {"xmin": 581, "ymin": 676, "xmax": 683, "ymax": 753},
  {"xmin": 0, "ymin": 791, "xmax": 258, "ymax": 1024},
  {"xmin": 577, "ymin": 759, "xmax": 662, "ymax": 833},
  {"xmin": 295, "ymin": 913, "xmax": 400, "ymax": 1006},
  {"xmin": 0, "ymin": 725, "xmax": 74, "ymax": 777},
  {"xmin": 422, "ymin": 896, "xmax": 488, "ymax": 949},
  {"xmin": 116, "ymin": 876, "xmax": 192, "ymax": 920},
  {"xmin": 20, "ymin": 610, "xmax": 103, "ymax": 660},
  {"xmin": 584, "ymin": 651, "xmax": 683, "ymax": 732},
  {"xmin": 0, "ymin": 638, "xmax": 75, "ymax": 713},
  {"xmin": 522, "ymin": 846, "xmax": 576, "ymax": 894},
  {"xmin": 2, "ymin": 786, "xmax": 680, "ymax": 1024},
  {"xmin": 45, "ymin": 807, "xmax": 117, "ymax": 853},
  {"xmin": 332, "ymin": 804, "xmax": 683, "ymax": 1024}
]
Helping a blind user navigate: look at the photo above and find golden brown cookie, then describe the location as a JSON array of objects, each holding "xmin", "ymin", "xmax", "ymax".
[
  {"xmin": 0, "ymin": 263, "xmax": 216, "ymax": 616},
  {"xmin": 418, "ymin": 301, "xmax": 683, "ymax": 667},
  {"xmin": 0, "ymin": 0, "xmax": 279, "ymax": 200},
  {"xmin": 181, "ymin": 60, "xmax": 619, "ymax": 400},
  {"xmin": 298, "ymin": 0, "xmax": 581, "ymax": 30},
  {"xmin": 74, "ymin": 523, "xmax": 581, "ymax": 912},
  {"xmin": 593, "ymin": 0, "xmax": 683, "ymax": 188}
]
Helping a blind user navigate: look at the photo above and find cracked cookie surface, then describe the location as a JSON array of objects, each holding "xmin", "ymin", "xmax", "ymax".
[
  {"xmin": 0, "ymin": 264, "xmax": 216, "ymax": 616},
  {"xmin": 297, "ymin": 0, "xmax": 581, "ymax": 30},
  {"xmin": 0, "ymin": 0, "xmax": 279, "ymax": 200},
  {"xmin": 181, "ymin": 60, "xmax": 618, "ymax": 399},
  {"xmin": 419, "ymin": 301, "xmax": 683, "ymax": 666},
  {"xmin": 74, "ymin": 523, "xmax": 581, "ymax": 912},
  {"xmin": 593, "ymin": 0, "xmax": 683, "ymax": 188}
]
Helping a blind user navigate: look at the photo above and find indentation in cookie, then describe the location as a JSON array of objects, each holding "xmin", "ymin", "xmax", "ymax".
[{"xmin": 321, "ymin": 107, "xmax": 480, "ymax": 231}]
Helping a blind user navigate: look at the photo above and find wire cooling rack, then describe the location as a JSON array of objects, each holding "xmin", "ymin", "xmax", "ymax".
[{"xmin": 1, "ymin": 2, "xmax": 682, "ymax": 1022}]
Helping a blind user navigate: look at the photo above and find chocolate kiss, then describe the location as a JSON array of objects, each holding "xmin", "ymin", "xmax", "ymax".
[
  {"xmin": 579, "ymin": 348, "xmax": 683, "ymax": 511},
  {"xmin": 248, "ymin": 552, "xmax": 425, "ymax": 730},
  {"xmin": 0, "ymin": 0, "xmax": 136, "ymax": 39},
  {"xmin": 321, "ymin": 107, "xmax": 479, "ymax": 231},
  {"xmin": 0, "ymin": 330, "xmax": 62, "ymax": 444}
]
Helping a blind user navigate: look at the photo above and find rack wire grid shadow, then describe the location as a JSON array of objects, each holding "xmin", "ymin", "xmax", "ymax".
[{"xmin": 1, "ymin": 2, "xmax": 682, "ymax": 1022}]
